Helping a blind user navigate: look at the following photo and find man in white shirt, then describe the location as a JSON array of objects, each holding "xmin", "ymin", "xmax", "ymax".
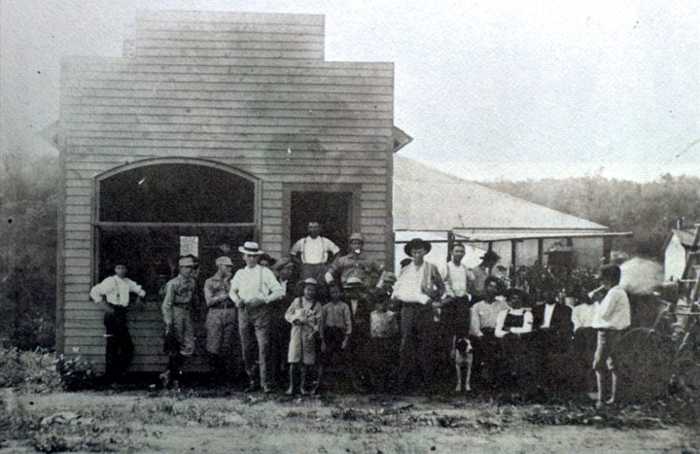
[
  {"xmin": 90, "ymin": 262, "xmax": 146, "ymax": 384},
  {"xmin": 290, "ymin": 222, "xmax": 340, "ymax": 282},
  {"xmin": 591, "ymin": 264, "xmax": 631, "ymax": 408},
  {"xmin": 230, "ymin": 241, "xmax": 285, "ymax": 393},
  {"xmin": 392, "ymin": 238, "xmax": 445, "ymax": 391}
]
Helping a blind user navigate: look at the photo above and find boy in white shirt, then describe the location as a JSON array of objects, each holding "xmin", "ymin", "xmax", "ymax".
[{"xmin": 591, "ymin": 264, "xmax": 631, "ymax": 408}]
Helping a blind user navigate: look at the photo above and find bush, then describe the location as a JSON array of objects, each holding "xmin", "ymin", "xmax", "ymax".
[
  {"xmin": 54, "ymin": 355, "xmax": 97, "ymax": 391},
  {"xmin": 0, "ymin": 347, "xmax": 62, "ymax": 393}
]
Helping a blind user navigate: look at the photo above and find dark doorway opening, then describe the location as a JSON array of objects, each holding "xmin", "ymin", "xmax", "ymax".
[{"xmin": 290, "ymin": 191, "xmax": 353, "ymax": 255}]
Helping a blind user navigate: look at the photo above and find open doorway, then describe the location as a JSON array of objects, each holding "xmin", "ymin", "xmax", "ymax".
[{"xmin": 290, "ymin": 191, "xmax": 354, "ymax": 254}]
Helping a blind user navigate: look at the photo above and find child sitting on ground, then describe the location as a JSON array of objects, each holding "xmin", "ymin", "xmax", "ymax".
[
  {"xmin": 318, "ymin": 285, "xmax": 352, "ymax": 393},
  {"xmin": 285, "ymin": 278, "xmax": 322, "ymax": 395}
]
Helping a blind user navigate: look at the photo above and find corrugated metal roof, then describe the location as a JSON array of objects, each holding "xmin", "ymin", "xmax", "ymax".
[{"xmin": 393, "ymin": 157, "xmax": 608, "ymax": 231}]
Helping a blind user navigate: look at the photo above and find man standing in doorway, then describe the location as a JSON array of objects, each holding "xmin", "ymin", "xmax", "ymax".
[
  {"xmin": 230, "ymin": 241, "xmax": 285, "ymax": 393},
  {"xmin": 204, "ymin": 256, "xmax": 237, "ymax": 385},
  {"xmin": 291, "ymin": 221, "xmax": 340, "ymax": 282},
  {"xmin": 90, "ymin": 261, "xmax": 146, "ymax": 384},
  {"xmin": 392, "ymin": 238, "xmax": 445, "ymax": 392},
  {"xmin": 160, "ymin": 255, "xmax": 198, "ymax": 389}
]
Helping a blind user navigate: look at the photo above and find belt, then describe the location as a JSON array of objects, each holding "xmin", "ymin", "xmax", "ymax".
[
  {"xmin": 106, "ymin": 303, "xmax": 128, "ymax": 311},
  {"xmin": 400, "ymin": 301, "xmax": 431, "ymax": 309},
  {"xmin": 210, "ymin": 300, "xmax": 234, "ymax": 310}
]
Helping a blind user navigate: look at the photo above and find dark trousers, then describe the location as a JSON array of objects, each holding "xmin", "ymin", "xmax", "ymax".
[
  {"xmin": 471, "ymin": 329, "xmax": 501, "ymax": 386},
  {"xmin": 398, "ymin": 303, "xmax": 437, "ymax": 388},
  {"xmin": 104, "ymin": 306, "xmax": 133, "ymax": 382},
  {"xmin": 238, "ymin": 305, "xmax": 272, "ymax": 388}
]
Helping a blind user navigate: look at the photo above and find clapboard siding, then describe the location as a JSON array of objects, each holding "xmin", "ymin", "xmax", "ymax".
[{"xmin": 58, "ymin": 11, "xmax": 394, "ymax": 372}]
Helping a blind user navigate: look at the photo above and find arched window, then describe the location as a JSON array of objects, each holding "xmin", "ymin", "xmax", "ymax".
[{"xmin": 98, "ymin": 161, "xmax": 256, "ymax": 224}]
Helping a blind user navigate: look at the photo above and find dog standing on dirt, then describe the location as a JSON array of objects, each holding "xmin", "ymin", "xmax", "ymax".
[{"xmin": 452, "ymin": 336, "xmax": 474, "ymax": 392}]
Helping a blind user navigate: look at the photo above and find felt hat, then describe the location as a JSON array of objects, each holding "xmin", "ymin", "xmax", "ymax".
[
  {"xmin": 238, "ymin": 241, "xmax": 264, "ymax": 256},
  {"xmin": 215, "ymin": 256, "xmax": 233, "ymax": 266},
  {"xmin": 348, "ymin": 232, "xmax": 364, "ymax": 243},
  {"xmin": 403, "ymin": 237, "xmax": 432, "ymax": 256},
  {"xmin": 480, "ymin": 250, "xmax": 501, "ymax": 263}
]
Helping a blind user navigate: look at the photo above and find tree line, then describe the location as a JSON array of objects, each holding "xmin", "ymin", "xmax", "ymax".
[{"xmin": 483, "ymin": 173, "xmax": 700, "ymax": 259}]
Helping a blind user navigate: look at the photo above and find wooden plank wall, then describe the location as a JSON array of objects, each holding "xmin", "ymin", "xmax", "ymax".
[{"xmin": 58, "ymin": 11, "xmax": 394, "ymax": 371}]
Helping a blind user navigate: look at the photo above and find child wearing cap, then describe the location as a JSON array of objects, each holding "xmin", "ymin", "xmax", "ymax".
[
  {"xmin": 285, "ymin": 278, "xmax": 323, "ymax": 395},
  {"xmin": 318, "ymin": 284, "xmax": 352, "ymax": 393}
]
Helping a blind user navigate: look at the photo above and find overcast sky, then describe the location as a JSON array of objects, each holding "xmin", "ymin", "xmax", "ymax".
[{"xmin": 1, "ymin": 0, "xmax": 699, "ymax": 181}]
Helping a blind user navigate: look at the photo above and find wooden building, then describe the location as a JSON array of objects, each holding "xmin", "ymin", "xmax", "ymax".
[{"xmin": 53, "ymin": 11, "xmax": 395, "ymax": 372}]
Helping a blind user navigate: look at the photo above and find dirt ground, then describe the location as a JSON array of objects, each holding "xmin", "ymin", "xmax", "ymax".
[{"xmin": 2, "ymin": 387, "xmax": 699, "ymax": 454}]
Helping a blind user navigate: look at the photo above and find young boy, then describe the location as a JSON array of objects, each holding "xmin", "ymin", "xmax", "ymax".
[
  {"xmin": 369, "ymin": 296, "xmax": 399, "ymax": 392},
  {"xmin": 318, "ymin": 285, "xmax": 352, "ymax": 392},
  {"xmin": 285, "ymin": 278, "xmax": 323, "ymax": 395},
  {"xmin": 591, "ymin": 264, "xmax": 631, "ymax": 408}
]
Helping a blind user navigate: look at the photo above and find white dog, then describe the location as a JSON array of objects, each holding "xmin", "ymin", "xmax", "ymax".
[{"xmin": 452, "ymin": 336, "xmax": 474, "ymax": 392}]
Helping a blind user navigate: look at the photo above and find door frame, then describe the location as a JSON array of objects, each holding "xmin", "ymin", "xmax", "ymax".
[{"xmin": 281, "ymin": 183, "xmax": 361, "ymax": 256}]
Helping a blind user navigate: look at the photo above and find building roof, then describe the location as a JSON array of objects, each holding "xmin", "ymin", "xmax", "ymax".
[{"xmin": 393, "ymin": 157, "xmax": 608, "ymax": 232}]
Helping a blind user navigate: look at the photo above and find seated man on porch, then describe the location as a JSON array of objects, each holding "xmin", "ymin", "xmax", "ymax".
[{"xmin": 291, "ymin": 221, "xmax": 340, "ymax": 283}]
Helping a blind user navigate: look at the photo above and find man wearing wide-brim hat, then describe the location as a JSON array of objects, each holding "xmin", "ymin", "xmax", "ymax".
[
  {"xmin": 325, "ymin": 232, "xmax": 382, "ymax": 288},
  {"xmin": 391, "ymin": 237, "xmax": 445, "ymax": 392},
  {"xmin": 229, "ymin": 241, "xmax": 285, "ymax": 393},
  {"xmin": 472, "ymin": 249, "xmax": 501, "ymax": 296},
  {"xmin": 203, "ymin": 256, "xmax": 238, "ymax": 384},
  {"xmin": 160, "ymin": 255, "xmax": 198, "ymax": 388}
]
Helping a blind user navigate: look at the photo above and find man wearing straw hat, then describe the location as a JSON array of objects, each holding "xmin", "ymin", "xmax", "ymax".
[
  {"xmin": 160, "ymin": 255, "xmax": 198, "ymax": 388},
  {"xmin": 230, "ymin": 241, "xmax": 285, "ymax": 393}
]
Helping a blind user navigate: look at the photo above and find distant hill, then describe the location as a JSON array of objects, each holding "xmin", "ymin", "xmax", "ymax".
[{"xmin": 482, "ymin": 174, "xmax": 700, "ymax": 258}]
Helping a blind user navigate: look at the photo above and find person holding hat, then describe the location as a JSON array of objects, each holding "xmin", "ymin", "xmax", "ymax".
[
  {"xmin": 229, "ymin": 241, "xmax": 285, "ymax": 393},
  {"xmin": 291, "ymin": 221, "xmax": 340, "ymax": 283},
  {"xmin": 284, "ymin": 278, "xmax": 323, "ymax": 395},
  {"xmin": 89, "ymin": 262, "xmax": 146, "ymax": 384},
  {"xmin": 160, "ymin": 255, "xmax": 198, "ymax": 388},
  {"xmin": 203, "ymin": 256, "xmax": 237, "ymax": 384},
  {"xmin": 472, "ymin": 250, "xmax": 501, "ymax": 296},
  {"xmin": 325, "ymin": 232, "xmax": 382, "ymax": 289},
  {"xmin": 392, "ymin": 237, "xmax": 445, "ymax": 392},
  {"xmin": 494, "ymin": 288, "xmax": 535, "ymax": 388}
]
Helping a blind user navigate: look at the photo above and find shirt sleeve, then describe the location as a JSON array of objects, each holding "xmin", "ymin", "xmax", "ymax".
[
  {"xmin": 229, "ymin": 272, "xmax": 242, "ymax": 304},
  {"xmin": 290, "ymin": 238, "xmax": 303, "ymax": 256},
  {"xmin": 326, "ymin": 238, "xmax": 340, "ymax": 256},
  {"xmin": 89, "ymin": 278, "xmax": 112, "ymax": 303},
  {"xmin": 494, "ymin": 310, "xmax": 508, "ymax": 338},
  {"xmin": 469, "ymin": 305, "xmax": 482, "ymax": 337},
  {"xmin": 511, "ymin": 311, "xmax": 533, "ymax": 334},
  {"xmin": 285, "ymin": 298, "xmax": 300, "ymax": 324},
  {"xmin": 600, "ymin": 288, "xmax": 623, "ymax": 322},
  {"xmin": 443, "ymin": 264, "xmax": 456, "ymax": 299},
  {"xmin": 344, "ymin": 304, "xmax": 353, "ymax": 336},
  {"xmin": 127, "ymin": 279, "xmax": 146, "ymax": 298},
  {"xmin": 263, "ymin": 268, "xmax": 285, "ymax": 303},
  {"xmin": 161, "ymin": 281, "xmax": 175, "ymax": 326}
]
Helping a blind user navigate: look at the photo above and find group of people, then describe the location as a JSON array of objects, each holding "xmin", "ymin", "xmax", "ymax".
[{"xmin": 89, "ymin": 222, "xmax": 631, "ymax": 407}]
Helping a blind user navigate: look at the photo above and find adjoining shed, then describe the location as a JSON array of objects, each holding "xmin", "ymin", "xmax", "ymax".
[
  {"xmin": 664, "ymin": 227, "xmax": 699, "ymax": 282},
  {"xmin": 393, "ymin": 157, "xmax": 631, "ymax": 272},
  {"xmin": 53, "ymin": 11, "xmax": 395, "ymax": 372}
]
